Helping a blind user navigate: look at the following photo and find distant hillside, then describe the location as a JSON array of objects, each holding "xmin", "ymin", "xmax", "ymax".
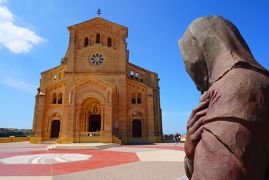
[{"xmin": 0, "ymin": 128, "xmax": 31, "ymax": 137}]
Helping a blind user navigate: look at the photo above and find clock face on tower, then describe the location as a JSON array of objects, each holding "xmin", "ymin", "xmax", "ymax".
[{"xmin": 90, "ymin": 53, "xmax": 104, "ymax": 65}]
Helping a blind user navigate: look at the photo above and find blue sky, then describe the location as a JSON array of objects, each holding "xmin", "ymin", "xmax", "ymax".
[{"xmin": 0, "ymin": 0, "xmax": 268, "ymax": 134}]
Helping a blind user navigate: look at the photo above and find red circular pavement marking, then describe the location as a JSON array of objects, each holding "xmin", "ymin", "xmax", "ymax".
[{"xmin": 0, "ymin": 149, "xmax": 139, "ymax": 176}]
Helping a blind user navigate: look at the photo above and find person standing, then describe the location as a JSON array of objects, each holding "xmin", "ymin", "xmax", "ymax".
[{"xmin": 174, "ymin": 133, "xmax": 179, "ymax": 145}]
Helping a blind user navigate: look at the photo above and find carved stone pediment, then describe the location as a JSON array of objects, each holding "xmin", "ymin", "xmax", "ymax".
[
  {"xmin": 68, "ymin": 17, "xmax": 127, "ymax": 35},
  {"xmin": 75, "ymin": 75, "xmax": 114, "ymax": 92}
]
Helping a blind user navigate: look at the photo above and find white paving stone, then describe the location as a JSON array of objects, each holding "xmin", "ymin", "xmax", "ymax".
[
  {"xmin": 136, "ymin": 150, "xmax": 185, "ymax": 162},
  {"xmin": 0, "ymin": 153, "xmax": 91, "ymax": 164}
]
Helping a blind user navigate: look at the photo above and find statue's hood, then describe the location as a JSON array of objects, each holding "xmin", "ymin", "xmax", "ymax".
[{"xmin": 179, "ymin": 16, "xmax": 266, "ymax": 93}]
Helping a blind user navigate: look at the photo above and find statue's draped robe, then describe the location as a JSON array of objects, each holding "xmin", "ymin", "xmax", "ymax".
[{"xmin": 179, "ymin": 16, "xmax": 269, "ymax": 179}]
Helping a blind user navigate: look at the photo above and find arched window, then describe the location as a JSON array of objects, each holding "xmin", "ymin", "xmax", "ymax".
[
  {"xmin": 137, "ymin": 93, "xmax": 142, "ymax": 104},
  {"xmin": 131, "ymin": 93, "xmax": 136, "ymax": 104},
  {"xmin": 84, "ymin": 37, "xmax": 89, "ymax": 47},
  {"xmin": 58, "ymin": 93, "xmax": 63, "ymax": 104},
  {"xmin": 107, "ymin": 37, "xmax": 112, "ymax": 47},
  {"xmin": 52, "ymin": 93, "xmax": 57, "ymax": 104},
  {"xmin": 130, "ymin": 70, "xmax": 134, "ymax": 78},
  {"xmin": 135, "ymin": 72, "xmax": 139, "ymax": 80},
  {"xmin": 96, "ymin": 33, "xmax": 100, "ymax": 43}
]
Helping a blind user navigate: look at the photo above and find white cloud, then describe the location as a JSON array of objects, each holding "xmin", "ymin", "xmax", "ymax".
[
  {"xmin": 0, "ymin": 3, "xmax": 44, "ymax": 54},
  {"xmin": 1, "ymin": 76, "xmax": 36, "ymax": 93},
  {"xmin": 0, "ymin": 0, "xmax": 7, "ymax": 4},
  {"xmin": 0, "ymin": 6, "xmax": 12, "ymax": 21}
]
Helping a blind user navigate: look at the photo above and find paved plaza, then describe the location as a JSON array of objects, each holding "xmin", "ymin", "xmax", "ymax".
[{"xmin": 0, "ymin": 142, "xmax": 187, "ymax": 180}]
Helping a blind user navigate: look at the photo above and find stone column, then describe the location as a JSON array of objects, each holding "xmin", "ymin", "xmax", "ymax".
[
  {"xmin": 84, "ymin": 113, "xmax": 86, "ymax": 132},
  {"xmin": 104, "ymin": 105, "xmax": 112, "ymax": 131},
  {"xmin": 30, "ymin": 94, "xmax": 45, "ymax": 144},
  {"xmin": 101, "ymin": 104, "xmax": 112, "ymax": 143},
  {"xmin": 86, "ymin": 111, "xmax": 89, "ymax": 132},
  {"xmin": 147, "ymin": 88, "xmax": 155, "ymax": 139},
  {"xmin": 100, "ymin": 106, "xmax": 105, "ymax": 131},
  {"xmin": 74, "ymin": 106, "xmax": 81, "ymax": 142}
]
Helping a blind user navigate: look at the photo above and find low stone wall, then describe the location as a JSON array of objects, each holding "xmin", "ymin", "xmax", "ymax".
[{"xmin": 0, "ymin": 136, "xmax": 30, "ymax": 143}]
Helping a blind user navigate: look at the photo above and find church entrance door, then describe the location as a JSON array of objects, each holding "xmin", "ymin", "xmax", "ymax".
[
  {"xmin": 89, "ymin": 114, "xmax": 101, "ymax": 132},
  {"xmin": 132, "ymin": 119, "xmax": 142, "ymax": 137},
  {"xmin": 51, "ymin": 120, "xmax": 60, "ymax": 138}
]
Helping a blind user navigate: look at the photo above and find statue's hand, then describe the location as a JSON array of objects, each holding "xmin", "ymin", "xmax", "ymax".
[{"xmin": 185, "ymin": 99, "xmax": 209, "ymax": 162}]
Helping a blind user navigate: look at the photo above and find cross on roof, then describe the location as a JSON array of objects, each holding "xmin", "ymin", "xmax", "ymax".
[{"xmin": 97, "ymin": 9, "xmax": 101, "ymax": 17}]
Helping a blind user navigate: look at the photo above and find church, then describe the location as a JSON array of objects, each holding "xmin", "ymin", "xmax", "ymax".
[{"xmin": 30, "ymin": 13, "xmax": 163, "ymax": 144}]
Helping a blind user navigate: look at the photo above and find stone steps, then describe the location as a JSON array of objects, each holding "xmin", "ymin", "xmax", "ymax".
[
  {"xmin": 127, "ymin": 138, "xmax": 153, "ymax": 145},
  {"xmin": 112, "ymin": 135, "xmax": 122, "ymax": 145},
  {"xmin": 41, "ymin": 141, "xmax": 57, "ymax": 144}
]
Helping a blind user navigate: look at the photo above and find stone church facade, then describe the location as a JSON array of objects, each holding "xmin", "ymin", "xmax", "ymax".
[{"xmin": 30, "ymin": 16, "xmax": 162, "ymax": 144}]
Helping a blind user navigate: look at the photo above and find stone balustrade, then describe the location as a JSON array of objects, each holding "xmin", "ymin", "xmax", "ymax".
[
  {"xmin": 80, "ymin": 132, "xmax": 101, "ymax": 137},
  {"xmin": 0, "ymin": 136, "xmax": 30, "ymax": 143}
]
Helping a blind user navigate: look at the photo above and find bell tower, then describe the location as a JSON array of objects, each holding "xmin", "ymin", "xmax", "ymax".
[{"xmin": 63, "ymin": 13, "xmax": 129, "ymax": 73}]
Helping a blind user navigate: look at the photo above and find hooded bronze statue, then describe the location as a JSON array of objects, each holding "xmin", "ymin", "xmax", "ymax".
[{"xmin": 179, "ymin": 16, "xmax": 269, "ymax": 179}]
